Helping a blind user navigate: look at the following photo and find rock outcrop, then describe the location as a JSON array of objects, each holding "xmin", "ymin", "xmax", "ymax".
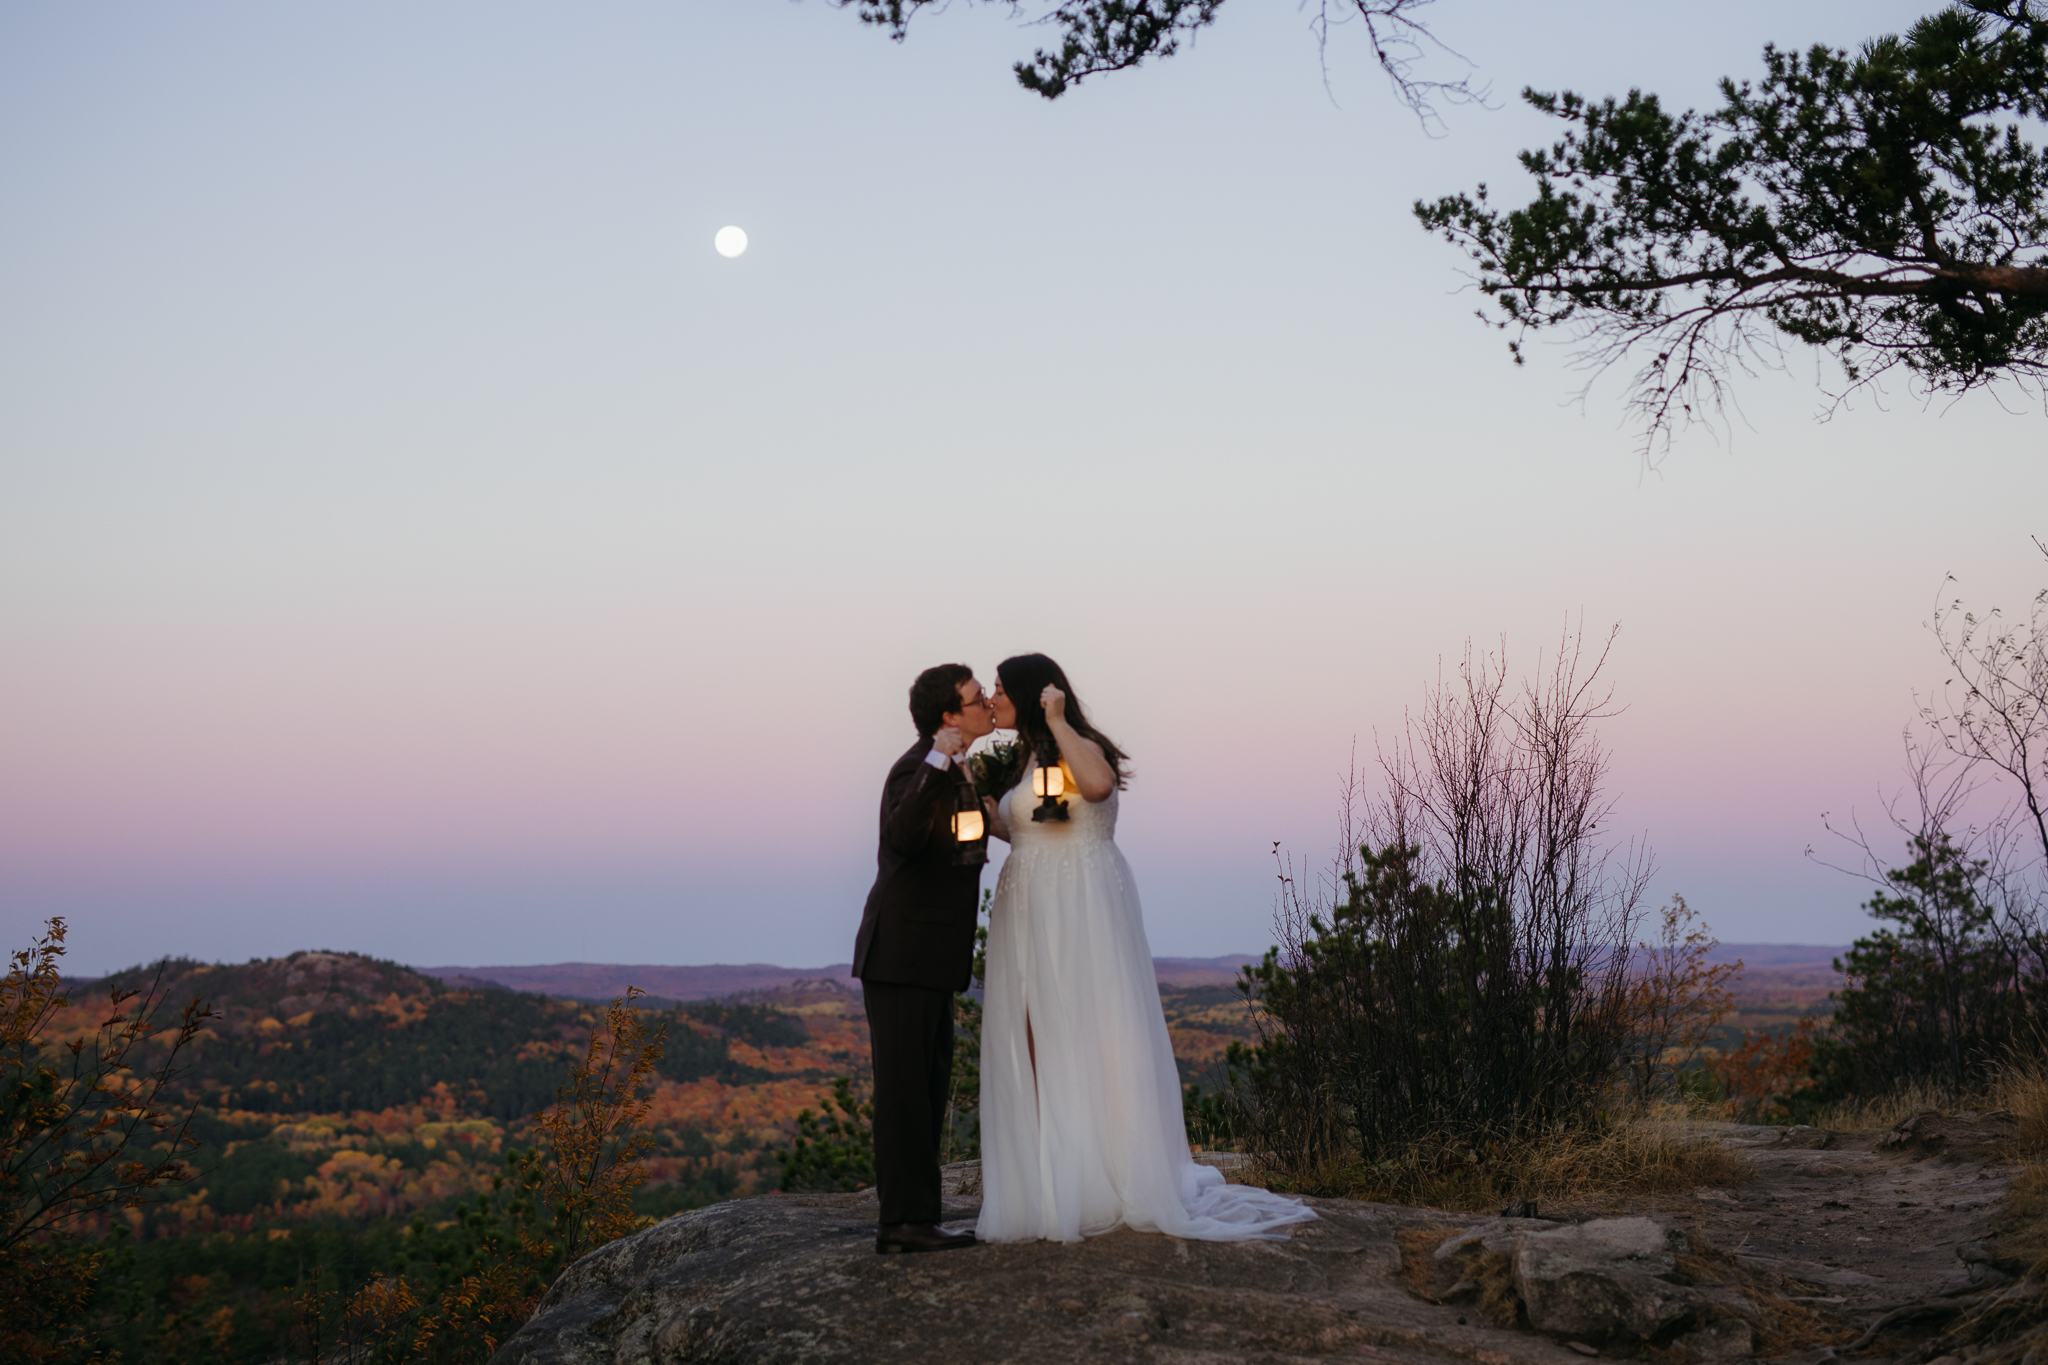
[
  {"xmin": 1876, "ymin": 1109, "xmax": 2018, "ymax": 1163},
  {"xmin": 1509, "ymin": 1218, "xmax": 1706, "ymax": 1340},
  {"xmin": 493, "ymin": 1109, "xmax": 2031, "ymax": 1365},
  {"xmin": 490, "ymin": 1166, "xmax": 1818, "ymax": 1365},
  {"xmin": 491, "ymin": 1183, "xmax": 1589, "ymax": 1365}
]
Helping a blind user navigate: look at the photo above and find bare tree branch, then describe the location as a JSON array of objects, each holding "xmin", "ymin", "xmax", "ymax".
[{"xmin": 842, "ymin": 0, "xmax": 1480, "ymax": 116}]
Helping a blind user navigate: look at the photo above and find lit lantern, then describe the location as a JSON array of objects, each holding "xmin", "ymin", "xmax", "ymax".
[
  {"xmin": 952, "ymin": 806, "xmax": 986, "ymax": 842},
  {"xmin": 1030, "ymin": 746, "xmax": 1071, "ymax": 823}
]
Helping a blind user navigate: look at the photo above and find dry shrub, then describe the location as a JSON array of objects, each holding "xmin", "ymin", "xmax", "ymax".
[
  {"xmin": 1625, "ymin": 897, "xmax": 1739, "ymax": 1107},
  {"xmin": 1267, "ymin": 1121, "xmax": 1751, "ymax": 1212}
]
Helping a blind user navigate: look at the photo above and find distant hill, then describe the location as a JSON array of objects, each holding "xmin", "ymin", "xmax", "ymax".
[
  {"xmin": 1705, "ymin": 944, "xmax": 1847, "ymax": 966},
  {"xmin": 418, "ymin": 955, "xmax": 1269, "ymax": 999},
  {"xmin": 418, "ymin": 947, "xmax": 1841, "ymax": 999},
  {"xmin": 1153, "ymin": 955, "xmax": 1261, "ymax": 986},
  {"xmin": 416, "ymin": 961, "xmax": 858, "ymax": 1002},
  {"xmin": 37, "ymin": 948, "xmax": 868, "ymax": 1245},
  {"xmin": 71, "ymin": 951, "xmax": 603, "ymax": 1120},
  {"xmin": 59, "ymin": 950, "xmax": 791, "ymax": 1121}
]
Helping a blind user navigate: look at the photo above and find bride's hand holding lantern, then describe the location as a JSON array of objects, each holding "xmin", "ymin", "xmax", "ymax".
[
  {"xmin": 1028, "ymin": 745, "xmax": 1069, "ymax": 823},
  {"xmin": 1039, "ymin": 683, "xmax": 1117, "ymax": 804}
]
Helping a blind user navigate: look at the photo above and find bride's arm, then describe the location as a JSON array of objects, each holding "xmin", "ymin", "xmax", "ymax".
[
  {"xmin": 983, "ymin": 795, "xmax": 1011, "ymax": 842},
  {"xmin": 1041, "ymin": 685, "xmax": 1117, "ymax": 803}
]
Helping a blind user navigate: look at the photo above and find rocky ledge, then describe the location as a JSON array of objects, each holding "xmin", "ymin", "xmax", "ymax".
[
  {"xmin": 492, "ymin": 1185, "xmax": 1566, "ymax": 1365},
  {"xmin": 492, "ymin": 1113, "xmax": 2022, "ymax": 1364},
  {"xmin": 487, "ymin": 1150, "xmax": 1959, "ymax": 1365}
]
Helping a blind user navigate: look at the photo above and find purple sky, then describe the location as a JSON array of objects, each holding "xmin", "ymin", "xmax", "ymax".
[{"xmin": 2, "ymin": 0, "xmax": 2041, "ymax": 974}]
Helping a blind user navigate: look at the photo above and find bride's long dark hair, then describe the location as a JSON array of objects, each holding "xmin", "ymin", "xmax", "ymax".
[{"xmin": 997, "ymin": 653, "xmax": 1128, "ymax": 789}]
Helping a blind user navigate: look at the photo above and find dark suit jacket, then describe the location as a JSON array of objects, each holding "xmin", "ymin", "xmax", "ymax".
[{"xmin": 852, "ymin": 737, "xmax": 986, "ymax": 993}]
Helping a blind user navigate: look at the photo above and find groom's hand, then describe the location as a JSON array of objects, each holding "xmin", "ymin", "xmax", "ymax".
[{"xmin": 932, "ymin": 725, "xmax": 967, "ymax": 759}]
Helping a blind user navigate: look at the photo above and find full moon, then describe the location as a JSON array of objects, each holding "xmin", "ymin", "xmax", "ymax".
[{"xmin": 714, "ymin": 226, "xmax": 748, "ymax": 258}]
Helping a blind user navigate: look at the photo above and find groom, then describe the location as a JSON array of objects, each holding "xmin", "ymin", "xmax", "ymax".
[{"xmin": 851, "ymin": 663, "xmax": 994, "ymax": 1255}]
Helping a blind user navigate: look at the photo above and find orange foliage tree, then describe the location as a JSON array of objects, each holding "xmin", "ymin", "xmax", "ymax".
[
  {"xmin": 1713, "ymin": 1018, "xmax": 1822, "ymax": 1122},
  {"xmin": 1, "ymin": 917, "xmax": 218, "ymax": 1364},
  {"xmin": 525, "ymin": 988, "xmax": 667, "ymax": 1259},
  {"xmin": 298, "ymin": 989, "xmax": 669, "ymax": 1365}
]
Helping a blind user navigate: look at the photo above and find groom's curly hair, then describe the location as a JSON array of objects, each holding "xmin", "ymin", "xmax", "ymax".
[{"xmin": 909, "ymin": 663, "xmax": 976, "ymax": 739}]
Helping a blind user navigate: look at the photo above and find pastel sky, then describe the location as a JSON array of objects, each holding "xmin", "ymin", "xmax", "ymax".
[{"xmin": 2, "ymin": 0, "xmax": 2042, "ymax": 976}]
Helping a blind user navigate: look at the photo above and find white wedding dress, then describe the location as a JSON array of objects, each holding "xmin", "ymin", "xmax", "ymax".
[{"xmin": 976, "ymin": 760, "xmax": 1317, "ymax": 1243}]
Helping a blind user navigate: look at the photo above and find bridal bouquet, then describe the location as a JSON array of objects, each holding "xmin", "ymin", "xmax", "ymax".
[{"xmin": 968, "ymin": 739, "xmax": 1024, "ymax": 803}]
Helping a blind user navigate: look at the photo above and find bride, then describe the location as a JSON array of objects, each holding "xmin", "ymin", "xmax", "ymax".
[{"xmin": 975, "ymin": 653, "xmax": 1316, "ymax": 1244}]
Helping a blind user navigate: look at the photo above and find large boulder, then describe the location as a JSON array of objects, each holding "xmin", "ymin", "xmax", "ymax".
[
  {"xmin": 490, "ymin": 1183, "xmax": 1597, "ymax": 1365},
  {"xmin": 1508, "ymin": 1218, "xmax": 1708, "ymax": 1341}
]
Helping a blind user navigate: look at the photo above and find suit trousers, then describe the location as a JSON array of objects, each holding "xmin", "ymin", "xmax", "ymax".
[{"xmin": 861, "ymin": 980, "xmax": 955, "ymax": 1226}]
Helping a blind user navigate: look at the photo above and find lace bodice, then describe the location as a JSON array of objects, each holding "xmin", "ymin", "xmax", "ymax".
[{"xmin": 999, "ymin": 759, "xmax": 1118, "ymax": 851}]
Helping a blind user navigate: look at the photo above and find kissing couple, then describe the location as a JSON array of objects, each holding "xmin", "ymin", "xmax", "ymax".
[{"xmin": 850, "ymin": 654, "xmax": 1317, "ymax": 1254}]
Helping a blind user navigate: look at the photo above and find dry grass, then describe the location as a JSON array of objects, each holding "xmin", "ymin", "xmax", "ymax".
[
  {"xmin": 1993, "ymin": 1059, "xmax": 2048, "ymax": 1157},
  {"xmin": 1393, "ymin": 1225, "xmax": 1464, "ymax": 1299},
  {"xmin": 1256, "ymin": 1120, "xmax": 1752, "ymax": 1213},
  {"xmin": 1943, "ymin": 1209, "xmax": 2048, "ymax": 1365},
  {"xmin": 1394, "ymin": 1225, "xmax": 1523, "ymax": 1327},
  {"xmin": 1803, "ymin": 1056, "xmax": 2048, "ymax": 1137},
  {"xmin": 1807, "ymin": 1080, "xmax": 1966, "ymax": 1132},
  {"xmin": 1670, "ymin": 1238, "xmax": 1852, "ymax": 1357},
  {"xmin": 2000, "ymin": 1165, "xmax": 2048, "ymax": 1277},
  {"xmin": 1910, "ymin": 1060, "xmax": 2048, "ymax": 1365}
]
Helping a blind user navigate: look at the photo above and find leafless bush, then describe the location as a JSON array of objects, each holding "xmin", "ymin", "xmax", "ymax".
[{"xmin": 1226, "ymin": 625, "xmax": 1652, "ymax": 1190}]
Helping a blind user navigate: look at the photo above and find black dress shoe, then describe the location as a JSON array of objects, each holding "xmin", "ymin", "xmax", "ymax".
[{"xmin": 875, "ymin": 1222, "xmax": 977, "ymax": 1254}]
